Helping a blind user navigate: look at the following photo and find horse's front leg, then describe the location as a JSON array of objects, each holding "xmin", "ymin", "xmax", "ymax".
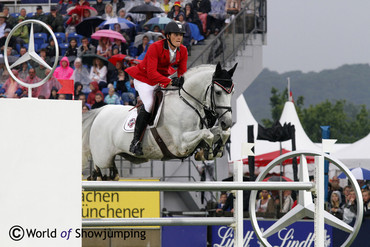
[
  {"xmin": 179, "ymin": 129, "xmax": 214, "ymax": 158},
  {"xmin": 210, "ymin": 127, "xmax": 231, "ymax": 158}
]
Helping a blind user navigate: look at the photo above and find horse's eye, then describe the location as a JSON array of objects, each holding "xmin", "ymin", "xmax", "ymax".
[{"xmin": 215, "ymin": 91, "xmax": 222, "ymax": 96}]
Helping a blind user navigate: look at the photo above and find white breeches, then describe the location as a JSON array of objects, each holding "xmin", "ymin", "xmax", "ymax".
[{"xmin": 133, "ymin": 79, "xmax": 157, "ymax": 113}]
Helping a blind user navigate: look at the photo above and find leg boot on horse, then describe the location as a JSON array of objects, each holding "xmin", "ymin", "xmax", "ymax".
[{"xmin": 129, "ymin": 107, "xmax": 151, "ymax": 156}]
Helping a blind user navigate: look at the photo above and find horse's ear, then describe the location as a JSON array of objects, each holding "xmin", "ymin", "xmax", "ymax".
[
  {"xmin": 215, "ymin": 62, "xmax": 222, "ymax": 73},
  {"xmin": 228, "ymin": 63, "xmax": 238, "ymax": 77}
]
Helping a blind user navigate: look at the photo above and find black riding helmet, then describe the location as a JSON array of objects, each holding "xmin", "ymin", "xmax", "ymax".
[{"xmin": 164, "ymin": 21, "xmax": 186, "ymax": 35}]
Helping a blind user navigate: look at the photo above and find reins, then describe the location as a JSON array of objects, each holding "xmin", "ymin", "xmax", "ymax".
[{"xmin": 177, "ymin": 77, "xmax": 233, "ymax": 129}]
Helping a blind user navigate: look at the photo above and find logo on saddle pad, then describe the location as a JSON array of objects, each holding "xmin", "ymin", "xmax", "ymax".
[{"xmin": 128, "ymin": 118, "xmax": 136, "ymax": 128}]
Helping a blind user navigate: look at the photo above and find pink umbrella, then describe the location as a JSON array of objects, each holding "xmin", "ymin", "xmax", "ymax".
[{"xmin": 91, "ymin": 30, "xmax": 126, "ymax": 43}]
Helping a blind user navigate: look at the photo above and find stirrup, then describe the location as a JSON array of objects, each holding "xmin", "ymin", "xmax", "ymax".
[{"xmin": 130, "ymin": 141, "xmax": 143, "ymax": 156}]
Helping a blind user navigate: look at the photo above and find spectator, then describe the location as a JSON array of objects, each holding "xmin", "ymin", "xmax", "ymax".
[
  {"xmin": 216, "ymin": 192, "xmax": 232, "ymax": 213},
  {"xmin": 46, "ymin": 38, "xmax": 60, "ymax": 58},
  {"xmin": 38, "ymin": 68, "xmax": 62, "ymax": 98},
  {"xmin": 89, "ymin": 57, "xmax": 107, "ymax": 89},
  {"xmin": 77, "ymin": 37, "xmax": 96, "ymax": 57},
  {"xmin": 102, "ymin": 3, "xmax": 116, "ymax": 20},
  {"xmin": 136, "ymin": 35, "xmax": 150, "ymax": 58},
  {"xmin": 75, "ymin": 0, "xmax": 90, "ymax": 7},
  {"xmin": 82, "ymin": 104, "xmax": 90, "ymax": 112},
  {"xmin": 97, "ymin": 37, "xmax": 112, "ymax": 58},
  {"xmin": 83, "ymin": 9, "xmax": 92, "ymax": 19},
  {"xmin": 27, "ymin": 6, "xmax": 47, "ymax": 33},
  {"xmin": 111, "ymin": 0, "xmax": 125, "ymax": 16},
  {"xmin": 160, "ymin": 0, "xmax": 173, "ymax": 16},
  {"xmin": 35, "ymin": 64, "xmax": 46, "ymax": 79},
  {"xmin": 71, "ymin": 57, "xmax": 90, "ymax": 93},
  {"xmin": 2, "ymin": 69, "xmax": 20, "ymax": 98},
  {"xmin": 57, "ymin": 0, "xmax": 74, "ymax": 16},
  {"xmin": 118, "ymin": 8, "xmax": 126, "ymax": 18},
  {"xmin": 191, "ymin": 0, "xmax": 211, "ymax": 34},
  {"xmin": 24, "ymin": 68, "xmax": 41, "ymax": 97},
  {"xmin": 112, "ymin": 38, "xmax": 127, "ymax": 55},
  {"xmin": 327, "ymin": 190, "xmax": 343, "ymax": 220},
  {"xmin": 49, "ymin": 87, "xmax": 59, "ymax": 99},
  {"xmin": 13, "ymin": 16, "xmax": 28, "ymax": 46},
  {"xmin": 184, "ymin": 3, "xmax": 203, "ymax": 35},
  {"xmin": 46, "ymin": 5, "xmax": 65, "ymax": 33},
  {"xmin": 116, "ymin": 70, "xmax": 135, "ymax": 105},
  {"xmin": 176, "ymin": 13, "xmax": 191, "ymax": 55},
  {"xmin": 280, "ymin": 190, "xmax": 294, "ymax": 213},
  {"xmin": 328, "ymin": 176, "xmax": 344, "ymax": 203},
  {"xmin": 93, "ymin": 0, "xmax": 106, "ymax": 17},
  {"xmin": 78, "ymin": 93, "xmax": 91, "ymax": 109},
  {"xmin": 19, "ymin": 8, "xmax": 27, "ymax": 19},
  {"xmin": 58, "ymin": 93, "xmax": 67, "ymax": 100},
  {"xmin": 342, "ymin": 189, "xmax": 357, "ymax": 224},
  {"xmin": 343, "ymin": 185, "xmax": 352, "ymax": 204},
  {"xmin": 0, "ymin": 12, "xmax": 10, "ymax": 38},
  {"xmin": 18, "ymin": 62, "xmax": 29, "ymax": 81},
  {"xmin": 3, "ymin": 7, "xmax": 16, "ymax": 28},
  {"xmin": 74, "ymin": 81, "xmax": 83, "ymax": 96},
  {"xmin": 91, "ymin": 92, "xmax": 106, "ymax": 109},
  {"xmin": 206, "ymin": 0, "xmax": 226, "ymax": 36},
  {"xmin": 256, "ymin": 190, "xmax": 275, "ymax": 218},
  {"xmin": 65, "ymin": 14, "xmax": 80, "ymax": 39},
  {"xmin": 65, "ymin": 38, "xmax": 78, "ymax": 57},
  {"xmin": 53, "ymin": 56, "xmax": 74, "ymax": 79},
  {"xmin": 167, "ymin": 1, "xmax": 184, "ymax": 20},
  {"xmin": 363, "ymin": 190, "xmax": 370, "ymax": 217},
  {"xmin": 87, "ymin": 81, "xmax": 102, "ymax": 105},
  {"xmin": 0, "ymin": 28, "xmax": 17, "ymax": 53},
  {"xmin": 104, "ymin": 86, "xmax": 120, "ymax": 104}
]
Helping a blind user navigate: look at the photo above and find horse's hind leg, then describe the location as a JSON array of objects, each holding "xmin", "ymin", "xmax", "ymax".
[{"xmin": 109, "ymin": 160, "xmax": 120, "ymax": 181}]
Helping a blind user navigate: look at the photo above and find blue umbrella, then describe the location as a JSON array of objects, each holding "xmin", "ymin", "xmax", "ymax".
[
  {"xmin": 143, "ymin": 17, "xmax": 172, "ymax": 31},
  {"xmin": 338, "ymin": 167, "xmax": 370, "ymax": 180},
  {"xmin": 99, "ymin": 17, "xmax": 135, "ymax": 30}
]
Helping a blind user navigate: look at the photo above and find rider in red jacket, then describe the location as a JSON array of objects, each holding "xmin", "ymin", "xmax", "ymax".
[{"xmin": 125, "ymin": 21, "xmax": 188, "ymax": 156}]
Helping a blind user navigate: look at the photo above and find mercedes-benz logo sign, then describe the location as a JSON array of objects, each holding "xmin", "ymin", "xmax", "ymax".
[{"xmin": 4, "ymin": 19, "xmax": 59, "ymax": 97}]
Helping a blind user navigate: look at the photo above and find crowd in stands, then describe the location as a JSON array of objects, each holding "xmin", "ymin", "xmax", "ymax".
[
  {"xmin": 0, "ymin": 0, "xmax": 255, "ymax": 111},
  {"xmin": 212, "ymin": 175, "xmax": 370, "ymax": 224}
]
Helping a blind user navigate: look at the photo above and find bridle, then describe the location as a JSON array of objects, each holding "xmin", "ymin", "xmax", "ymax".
[{"xmin": 178, "ymin": 76, "xmax": 234, "ymax": 129}]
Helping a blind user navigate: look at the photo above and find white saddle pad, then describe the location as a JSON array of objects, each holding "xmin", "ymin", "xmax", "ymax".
[{"xmin": 122, "ymin": 99, "xmax": 164, "ymax": 133}]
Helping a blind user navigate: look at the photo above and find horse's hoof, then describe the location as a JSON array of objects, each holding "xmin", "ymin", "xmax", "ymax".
[
  {"xmin": 96, "ymin": 176, "xmax": 102, "ymax": 181},
  {"xmin": 113, "ymin": 174, "xmax": 120, "ymax": 181},
  {"xmin": 87, "ymin": 175, "xmax": 92, "ymax": 181},
  {"xmin": 194, "ymin": 150, "xmax": 205, "ymax": 161}
]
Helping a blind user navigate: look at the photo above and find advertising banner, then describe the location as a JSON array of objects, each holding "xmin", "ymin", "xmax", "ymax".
[{"xmin": 211, "ymin": 220, "xmax": 332, "ymax": 247}]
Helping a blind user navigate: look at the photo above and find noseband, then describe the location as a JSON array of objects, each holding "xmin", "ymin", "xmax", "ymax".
[{"xmin": 179, "ymin": 77, "xmax": 233, "ymax": 129}]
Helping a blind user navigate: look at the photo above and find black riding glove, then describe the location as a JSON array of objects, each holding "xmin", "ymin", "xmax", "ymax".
[{"xmin": 171, "ymin": 77, "xmax": 184, "ymax": 87}]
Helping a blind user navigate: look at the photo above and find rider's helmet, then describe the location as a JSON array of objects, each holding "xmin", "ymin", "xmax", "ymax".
[{"xmin": 164, "ymin": 21, "xmax": 186, "ymax": 35}]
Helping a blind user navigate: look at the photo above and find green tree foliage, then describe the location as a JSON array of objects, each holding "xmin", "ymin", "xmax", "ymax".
[{"xmin": 263, "ymin": 88, "xmax": 370, "ymax": 143}]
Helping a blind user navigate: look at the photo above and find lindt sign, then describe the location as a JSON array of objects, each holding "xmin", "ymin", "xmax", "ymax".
[{"xmin": 211, "ymin": 220, "xmax": 332, "ymax": 247}]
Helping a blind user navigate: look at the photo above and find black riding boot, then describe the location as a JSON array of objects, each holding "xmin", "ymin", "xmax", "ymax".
[{"xmin": 129, "ymin": 107, "xmax": 151, "ymax": 155}]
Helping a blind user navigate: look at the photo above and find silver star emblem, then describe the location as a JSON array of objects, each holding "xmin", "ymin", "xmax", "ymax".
[
  {"xmin": 262, "ymin": 155, "xmax": 353, "ymax": 238},
  {"xmin": 4, "ymin": 19, "xmax": 59, "ymax": 97},
  {"xmin": 250, "ymin": 151, "xmax": 363, "ymax": 247},
  {"xmin": 10, "ymin": 23, "xmax": 52, "ymax": 71}
]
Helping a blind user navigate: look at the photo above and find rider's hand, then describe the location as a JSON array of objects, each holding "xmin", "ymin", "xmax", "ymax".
[{"xmin": 171, "ymin": 77, "xmax": 184, "ymax": 87}]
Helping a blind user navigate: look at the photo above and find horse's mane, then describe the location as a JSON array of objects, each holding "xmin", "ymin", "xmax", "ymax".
[{"xmin": 184, "ymin": 64, "xmax": 216, "ymax": 86}]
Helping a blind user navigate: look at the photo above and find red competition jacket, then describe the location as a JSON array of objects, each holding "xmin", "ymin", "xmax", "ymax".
[{"xmin": 125, "ymin": 39, "xmax": 188, "ymax": 88}]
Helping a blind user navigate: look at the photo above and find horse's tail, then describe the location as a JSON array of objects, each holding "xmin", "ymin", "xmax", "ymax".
[{"xmin": 82, "ymin": 108, "xmax": 105, "ymax": 170}]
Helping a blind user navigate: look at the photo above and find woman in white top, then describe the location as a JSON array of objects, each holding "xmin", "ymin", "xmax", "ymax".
[
  {"xmin": 90, "ymin": 58, "xmax": 108, "ymax": 89},
  {"xmin": 102, "ymin": 3, "xmax": 116, "ymax": 20},
  {"xmin": 97, "ymin": 37, "xmax": 112, "ymax": 58}
]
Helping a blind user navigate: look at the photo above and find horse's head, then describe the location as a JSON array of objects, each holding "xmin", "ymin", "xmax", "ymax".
[{"xmin": 210, "ymin": 62, "xmax": 237, "ymax": 130}]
